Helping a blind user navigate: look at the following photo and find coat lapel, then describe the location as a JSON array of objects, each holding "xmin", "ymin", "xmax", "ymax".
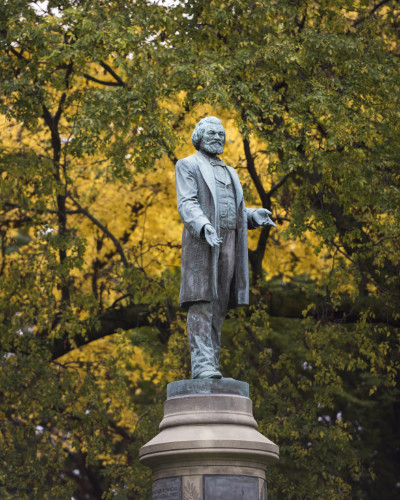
[
  {"xmin": 195, "ymin": 151, "xmax": 217, "ymax": 208},
  {"xmin": 195, "ymin": 152, "xmax": 244, "ymax": 209},
  {"xmin": 194, "ymin": 151, "xmax": 219, "ymax": 299}
]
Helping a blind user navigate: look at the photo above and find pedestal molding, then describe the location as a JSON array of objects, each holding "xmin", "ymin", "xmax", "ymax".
[
  {"xmin": 139, "ymin": 379, "xmax": 278, "ymax": 500},
  {"xmin": 160, "ymin": 410, "xmax": 258, "ymax": 429}
]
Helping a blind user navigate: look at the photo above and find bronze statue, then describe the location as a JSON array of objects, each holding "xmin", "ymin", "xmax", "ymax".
[{"xmin": 175, "ymin": 116, "xmax": 276, "ymax": 379}]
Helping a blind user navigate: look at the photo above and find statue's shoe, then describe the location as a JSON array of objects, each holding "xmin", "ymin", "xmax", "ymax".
[{"xmin": 195, "ymin": 370, "xmax": 222, "ymax": 379}]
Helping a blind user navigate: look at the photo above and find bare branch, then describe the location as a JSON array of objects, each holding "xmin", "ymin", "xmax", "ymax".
[
  {"xmin": 99, "ymin": 60, "xmax": 126, "ymax": 86},
  {"xmin": 42, "ymin": 104, "xmax": 55, "ymax": 134},
  {"xmin": 50, "ymin": 302, "xmax": 155, "ymax": 360},
  {"xmin": 243, "ymin": 138, "xmax": 270, "ymax": 209},
  {"xmin": 54, "ymin": 92, "xmax": 67, "ymax": 125},
  {"xmin": 54, "ymin": 63, "xmax": 73, "ymax": 126},
  {"xmin": 83, "ymin": 73, "xmax": 123, "ymax": 87},
  {"xmin": 268, "ymin": 172, "xmax": 293, "ymax": 197},
  {"xmin": 68, "ymin": 195, "xmax": 129, "ymax": 268}
]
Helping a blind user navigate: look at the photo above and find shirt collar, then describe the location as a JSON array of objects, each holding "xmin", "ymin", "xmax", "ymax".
[
  {"xmin": 200, "ymin": 151, "xmax": 226, "ymax": 167},
  {"xmin": 212, "ymin": 157, "xmax": 225, "ymax": 166}
]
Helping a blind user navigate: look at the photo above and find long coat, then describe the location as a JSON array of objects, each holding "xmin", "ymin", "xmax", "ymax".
[{"xmin": 175, "ymin": 151, "xmax": 257, "ymax": 310}]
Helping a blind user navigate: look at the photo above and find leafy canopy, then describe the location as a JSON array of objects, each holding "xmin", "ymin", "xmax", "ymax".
[{"xmin": 1, "ymin": 1, "xmax": 399, "ymax": 499}]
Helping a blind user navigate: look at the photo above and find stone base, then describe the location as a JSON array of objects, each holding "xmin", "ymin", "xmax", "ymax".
[
  {"xmin": 139, "ymin": 379, "xmax": 279, "ymax": 500},
  {"xmin": 152, "ymin": 474, "xmax": 267, "ymax": 500}
]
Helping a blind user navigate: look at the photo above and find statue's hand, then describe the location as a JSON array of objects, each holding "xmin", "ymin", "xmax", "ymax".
[
  {"xmin": 203, "ymin": 224, "xmax": 223, "ymax": 247},
  {"xmin": 253, "ymin": 209, "xmax": 277, "ymax": 228}
]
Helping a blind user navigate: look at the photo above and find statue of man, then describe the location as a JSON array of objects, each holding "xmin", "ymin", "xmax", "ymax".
[{"xmin": 175, "ymin": 116, "xmax": 276, "ymax": 379}]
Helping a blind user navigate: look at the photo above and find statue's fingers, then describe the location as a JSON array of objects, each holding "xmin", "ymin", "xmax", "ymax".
[
  {"xmin": 213, "ymin": 237, "xmax": 222, "ymax": 246},
  {"xmin": 205, "ymin": 234, "xmax": 213, "ymax": 246},
  {"xmin": 262, "ymin": 217, "xmax": 277, "ymax": 228},
  {"xmin": 262, "ymin": 209, "xmax": 272, "ymax": 215}
]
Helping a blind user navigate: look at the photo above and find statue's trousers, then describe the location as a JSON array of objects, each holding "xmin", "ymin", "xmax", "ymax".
[{"xmin": 187, "ymin": 228, "xmax": 236, "ymax": 377}]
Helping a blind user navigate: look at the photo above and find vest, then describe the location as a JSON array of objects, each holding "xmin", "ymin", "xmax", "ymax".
[{"xmin": 212, "ymin": 161, "xmax": 237, "ymax": 229}]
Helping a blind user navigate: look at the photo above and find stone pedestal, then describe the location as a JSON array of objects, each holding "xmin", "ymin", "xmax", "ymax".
[{"xmin": 139, "ymin": 379, "xmax": 279, "ymax": 500}]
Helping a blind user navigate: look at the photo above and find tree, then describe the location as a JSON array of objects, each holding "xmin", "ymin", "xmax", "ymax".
[
  {"xmin": 168, "ymin": 1, "xmax": 400, "ymax": 497},
  {"xmin": 1, "ymin": 0, "xmax": 399, "ymax": 499},
  {"xmin": 0, "ymin": 1, "xmax": 181, "ymax": 497}
]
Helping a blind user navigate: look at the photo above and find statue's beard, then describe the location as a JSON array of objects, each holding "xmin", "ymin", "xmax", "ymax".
[{"xmin": 200, "ymin": 141, "xmax": 224, "ymax": 155}]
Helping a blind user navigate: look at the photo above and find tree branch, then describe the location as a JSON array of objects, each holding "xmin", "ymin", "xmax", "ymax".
[
  {"xmin": 54, "ymin": 63, "xmax": 73, "ymax": 126},
  {"xmin": 243, "ymin": 138, "xmax": 270, "ymax": 209},
  {"xmin": 268, "ymin": 172, "xmax": 293, "ymax": 197},
  {"xmin": 162, "ymin": 140, "xmax": 178, "ymax": 164},
  {"xmin": 83, "ymin": 73, "xmax": 123, "ymax": 87},
  {"xmin": 353, "ymin": 0, "xmax": 393, "ymax": 27},
  {"xmin": 8, "ymin": 45, "xmax": 27, "ymax": 60},
  {"xmin": 2, "ymin": 201, "xmax": 56, "ymax": 214},
  {"xmin": 50, "ymin": 303, "xmax": 155, "ymax": 360},
  {"xmin": 42, "ymin": 104, "xmax": 55, "ymax": 135},
  {"xmin": 68, "ymin": 195, "xmax": 129, "ymax": 268},
  {"xmin": 99, "ymin": 60, "xmax": 126, "ymax": 86},
  {"xmin": 48, "ymin": 285, "xmax": 400, "ymax": 360},
  {"xmin": 243, "ymin": 138, "xmax": 275, "ymax": 283}
]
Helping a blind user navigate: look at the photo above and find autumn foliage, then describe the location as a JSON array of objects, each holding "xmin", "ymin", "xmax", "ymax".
[{"xmin": 1, "ymin": 1, "xmax": 399, "ymax": 499}]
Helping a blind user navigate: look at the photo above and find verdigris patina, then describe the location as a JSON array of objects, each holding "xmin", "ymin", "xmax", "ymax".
[{"xmin": 175, "ymin": 116, "xmax": 276, "ymax": 379}]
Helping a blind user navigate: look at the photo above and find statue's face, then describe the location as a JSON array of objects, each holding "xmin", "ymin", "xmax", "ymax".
[{"xmin": 199, "ymin": 123, "xmax": 226, "ymax": 155}]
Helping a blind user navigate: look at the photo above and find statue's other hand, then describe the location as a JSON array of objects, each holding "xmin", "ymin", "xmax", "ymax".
[
  {"xmin": 203, "ymin": 224, "xmax": 223, "ymax": 247},
  {"xmin": 253, "ymin": 209, "xmax": 277, "ymax": 228}
]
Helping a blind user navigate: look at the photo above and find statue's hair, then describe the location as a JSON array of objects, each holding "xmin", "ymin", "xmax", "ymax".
[{"xmin": 191, "ymin": 116, "xmax": 225, "ymax": 150}]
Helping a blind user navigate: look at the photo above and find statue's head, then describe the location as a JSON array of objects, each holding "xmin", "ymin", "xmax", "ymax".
[{"xmin": 191, "ymin": 116, "xmax": 226, "ymax": 155}]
